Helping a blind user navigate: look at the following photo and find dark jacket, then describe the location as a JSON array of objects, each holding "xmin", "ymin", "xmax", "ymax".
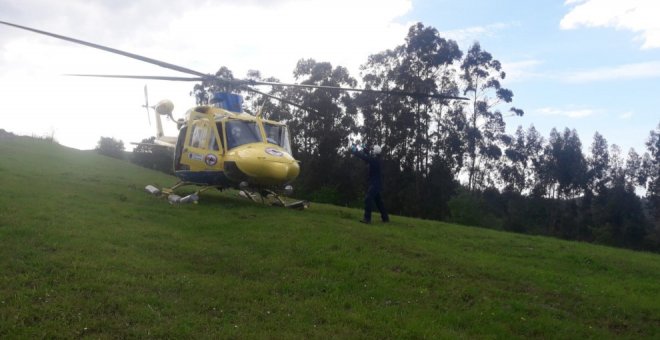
[{"xmin": 352, "ymin": 149, "xmax": 383, "ymax": 191}]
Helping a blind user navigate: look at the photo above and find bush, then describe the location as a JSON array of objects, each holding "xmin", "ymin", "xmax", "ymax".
[
  {"xmin": 310, "ymin": 186, "xmax": 343, "ymax": 204},
  {"xmin": 131, "ymin": 137, "xmax": 173, "ymax": 174},
  {"xmin": 96, "ymin": 137, "xmax": 125, "ymax": 159}
]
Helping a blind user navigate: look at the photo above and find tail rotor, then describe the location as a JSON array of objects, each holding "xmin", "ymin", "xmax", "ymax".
[{"xmin": 142, "ymin": 84, "xmax": 151, "ymax": 126}]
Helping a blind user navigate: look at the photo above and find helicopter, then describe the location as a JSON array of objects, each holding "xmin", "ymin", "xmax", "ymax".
[{"xmin": 0, "ymin": 20, "xmax": 467, "ymax": 208}]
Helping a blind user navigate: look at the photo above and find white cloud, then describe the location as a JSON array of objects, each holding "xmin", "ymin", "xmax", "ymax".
[
  {"xmin": 500, "ymin": 59, "xmax": 660, "ymax": 84},
  {"xmin": 501, "ymin": 59, "xmax": 544, "ymax": 83},
  {"xmin": 563, "ymin": 60, "xmax": 660, "ymax": 82},
  {"xmin": 560, "ymin": 0, "xmax": 660, "ymax": 49},
  {"xmin": 156, "ymin": 0, "xmax": 414, "ymax": 79},
  {"xmin": 439, "ymin": 22, "xmax": 517, "ymax": 47},
  {"xmin": 0, "ymin": 0, "xmax": 414, "ymax": 150},
  {"xmin": 619, "ymin": 111, "xmax": 633, "ymax": 119},
  {"xmin": 536, "ymin": 107, "xmax": 597, "ymax": 118}
]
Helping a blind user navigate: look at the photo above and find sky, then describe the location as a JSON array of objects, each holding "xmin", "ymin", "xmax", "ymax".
[{"xmin": 0, "ymin": 0, "xmax": 658, "ymax": 155}]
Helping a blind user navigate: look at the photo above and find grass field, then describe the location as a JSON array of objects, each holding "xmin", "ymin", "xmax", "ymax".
[{"xmin": 1, "ymin": 135, "xmax": 659, "ymax": 338}]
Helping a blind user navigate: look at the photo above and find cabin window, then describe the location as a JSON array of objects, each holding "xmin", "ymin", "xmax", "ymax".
[
  {"xmin": 263, "ymin": 123, "xmax": 292, "ymax": 154},
  {"xmin": 189, "ymin": 123, "xmax": 210, "ymax": 148},
  {"xmin": 226, "ymin": 120, "xmax": 262, "ymax": 149}
]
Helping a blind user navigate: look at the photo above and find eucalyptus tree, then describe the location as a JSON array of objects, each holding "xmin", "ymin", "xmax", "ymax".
[
  {"xmin": 625, "ymin": 149, "xmax": 644, "ymax": 191},
  {"xmin": 459, "ymin": 42, "xmax": 523, "ymax": 191},
  {"xmin": 191, "ymin": 83, "xmax": 209, "ymax": 105},
  {"xmin": 500, "ymin": 126, "xmax": 527, "ymax": 193},
  {"xmin": 587, "ymin": 132, "xmax": 610, "ymax": 194},
  {"xmin": 396, "ymin": 23, "xmax": 463, "ymax": 175},
  {"xmin": 279, "ymin": 59, "xmax": 359, "ymax": 200},
  {"xmin": 357, "ymin": 48, "xmax": 404, "ymax": 158},
  {"xmin": 358, "ymin": 23, "xmax": 463, "ymax": 175},
  {"xmin": 189, "ymin": 66, "xmax": 239, "ymax": 105},
  {"xmin": 645, "ymin": 123, "xmax": 660, "ymax": 195},
  {"xmin": 609, "ymin": 144, "xmax": 625, "ymax": 188},
  {"xmin": 434, "ymin": 103, "xmax": 468, "ymax": 174},
  {"xmin": 645, "ymin": 123, "xmax": 660, "ymax": 231},
  {"xmin": 286, "ymin": 59, "xmax": 357, "ymax": 159},
  {"xmin": 242, "ymin": 69, "xmax": 292, "ymax": 122},
  {"xmin": 524, "ymin": 125, "xmax": 546, "ymax": 194},
  {"xmin": 541, "ymin": 128, "xmax": 587, "ymax": 199},
  {"xmin": 500, "ymin": 125, "xmax": 547, "ymax": 194},
  {"xmin": 356, "ymin": 23, "xmax": 465, "ymax": 217}
]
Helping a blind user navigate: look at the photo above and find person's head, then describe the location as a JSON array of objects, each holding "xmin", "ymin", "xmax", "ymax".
[
  {"xmin": 231, "ymin": 126, "xmax": 241, "ymax": 137},
  {"xmin": 372, "ymin": 145, "xmax": 382, "ymax": 156}
]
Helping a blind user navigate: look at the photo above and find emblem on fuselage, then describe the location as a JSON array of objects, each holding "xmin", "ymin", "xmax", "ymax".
[
  {"xmin": 205, "ymin": 154, "xmax": 218, "ymax": 166},
  {"xmin": 265, "ymin": 147, "xmax": 284, "ymax": 157}
]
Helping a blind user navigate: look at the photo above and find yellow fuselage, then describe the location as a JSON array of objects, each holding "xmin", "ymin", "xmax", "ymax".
[{"xmin": 176, "ymin": 106, "xmax": 299, "ymax": 188}]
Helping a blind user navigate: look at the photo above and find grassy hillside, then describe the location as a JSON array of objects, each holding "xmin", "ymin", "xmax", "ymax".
[{"xmin": 1, "ymin": 135, "xmax": 659, "ymax": 338}]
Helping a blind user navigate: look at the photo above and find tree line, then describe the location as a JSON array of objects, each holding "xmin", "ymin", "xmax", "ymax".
[{"xmin": 130, "ymin": 22, "xmax": 659, "ymax": 252}]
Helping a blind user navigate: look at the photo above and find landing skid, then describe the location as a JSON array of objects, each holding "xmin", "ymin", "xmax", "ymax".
[
  {"xmin": 145, "ymin": 181, "xmax": 221, "ymax": 204},
  {"xmin": 146, "ymin": 181, "xmax": 308, "ymax": 209},
  {"xmin": 239, "ymin": 189, "xmax": 309, "ymax": 210},
  {"xmin": 160, "ymin": 181, "xmax": 217, "ymax": 194}
]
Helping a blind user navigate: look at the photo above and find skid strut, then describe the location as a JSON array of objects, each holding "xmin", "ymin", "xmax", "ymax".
[
  {"xmin": 239, "ymin": 189, "xmax": 309, "ymax": 209},
  {"xmin": 147, "ymin": 181, "xmax": 307, "ymax": 209}
]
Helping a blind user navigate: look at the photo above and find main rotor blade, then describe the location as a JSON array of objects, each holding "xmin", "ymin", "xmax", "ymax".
[
  {"xmin": 0, "ymin": 21, "xmax": 468, "ymax": 102},
  {"xmin": 244, "ymin": 86, "xmax": 319, "ymax": 114},
  {"xmin": 245, "ymin": 79, "xmax": 469, "ymax": 101},
  {"xmin": 66, "ymin": 74, "xmax": 205, "ymax": 81},
  {"xmin": 0, "ymin": 20, "xmax": 207, "ymax": 77}
]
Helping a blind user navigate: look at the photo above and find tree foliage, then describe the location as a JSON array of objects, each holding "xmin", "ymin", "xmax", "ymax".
[
  {"xmin": 131, "ymin": 137, "xmax": 173, "ymax": 174},
  {"xmin": 95, "ymin": 137, "xmax": 125, "ymax": 159},
  {"xmin": 184, "ymin": 22, "xmax": 657, "ymax": 252},
  {"xmin": 460, "ymin": 42, "xmax": 522, "ymax": 191}
]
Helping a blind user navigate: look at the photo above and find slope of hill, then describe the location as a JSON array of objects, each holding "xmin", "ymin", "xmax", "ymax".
[{"xmin": 1, "ymin": 136, "xmax": 659, "ymax": 338}]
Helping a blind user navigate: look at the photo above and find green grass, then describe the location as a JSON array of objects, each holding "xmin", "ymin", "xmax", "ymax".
[{"xmin": 1, "ymin": 136, "xmax": 659, "ymax": 338}]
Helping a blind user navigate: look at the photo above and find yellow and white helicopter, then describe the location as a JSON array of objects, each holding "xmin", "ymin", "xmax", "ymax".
[
  {"xmin": 0, "ymin": 20, "xmax": 467, "ymax": 208},
  {"xmin": 143, "ymin": 93, "xmax": 306, "ymax": 207}
]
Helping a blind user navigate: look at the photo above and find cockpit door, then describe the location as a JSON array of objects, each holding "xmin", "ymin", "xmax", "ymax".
[{"xmin": 180, "ymin": 116, "xmax": 222, "ymax": 171}]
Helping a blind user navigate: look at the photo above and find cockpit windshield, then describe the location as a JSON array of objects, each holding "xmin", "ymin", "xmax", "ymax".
[
  {"xmin": 226, "ymin": 120, "xmax": 262, "ymax": 149},
  {"xmin": 264, "ymin": 123, "xmax": 292, "ymax": 154}
]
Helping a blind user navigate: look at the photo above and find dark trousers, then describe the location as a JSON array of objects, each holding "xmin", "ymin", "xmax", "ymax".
[{"xmin": 364, "ymin": 185, "xmax": 389, "ymax": 222}]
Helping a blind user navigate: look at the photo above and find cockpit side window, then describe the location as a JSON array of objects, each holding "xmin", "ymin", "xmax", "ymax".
[
  {"xmin": 264, "ymin": 123, "xmax": 280, "ymax": 145},
  {"xmin": 263, "ymin": 123, "xmax": 292, "ymax": 154},
  {"xmin": 210, "ymin": 123, "xmax": 224, "ymax": 151},
  {"xmin": 225, "ymin": 120, "xmax": 262, "ymax": 149}
]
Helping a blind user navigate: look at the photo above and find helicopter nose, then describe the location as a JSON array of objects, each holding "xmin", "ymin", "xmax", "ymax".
[
  {"xmin": 240, "ymin": 159, "xmax": 299, "ymax": 185},
  {"xmin": 264, "ymin": 161, "xmax": 295, "ymax": 182},
  {"xmin": 225, "ymin": 153, "xmax": 299, "ymax": 185}
]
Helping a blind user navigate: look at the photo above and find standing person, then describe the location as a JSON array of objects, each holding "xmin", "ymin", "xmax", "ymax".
[{"xmin": 351, "ymin": 144, "xmax": 389, "ymax": 224}]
